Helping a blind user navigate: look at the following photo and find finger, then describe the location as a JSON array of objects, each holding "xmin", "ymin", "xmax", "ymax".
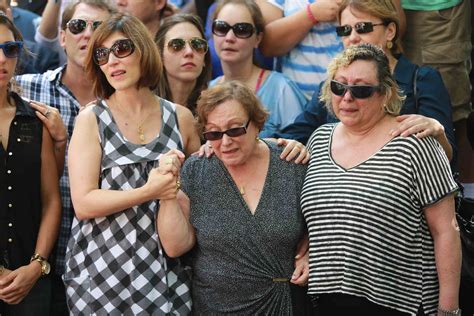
[
  {"xmin": 276, "ymin": 138, "xmax": 288, "ymax": 147},
  {"xmin": 415, "ymin": 130, "xmax": 432, "ymax": 139},
  {"xmin": 291, "ymin": 264, "xmax": 304, "ymax": 282},
  {"xmin": 302, "ymin": 152, "xmax": 311, "ymax": 164},
  {"xmin": 279, "ymin": 143, "xmax": 294, "ymax": 160},
  {"xmin": 293, "ymin": 147, "xmax": 308, "ymax": 164},
  {"xmin": 400, "ymin": 125, "xmax": 425, "ymax": 138},
  {"xmin": 295, "ymin": 238, "xmax": 309, "ymax": 259},
  {"xmin": 395, "ymin": 114, "xmax": 410, "ymax": 122}
]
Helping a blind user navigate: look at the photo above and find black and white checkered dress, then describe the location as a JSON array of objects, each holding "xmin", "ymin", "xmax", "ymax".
[{"xmin": 64, "ymin": 98, "xmax": 192, "ymax": 315}]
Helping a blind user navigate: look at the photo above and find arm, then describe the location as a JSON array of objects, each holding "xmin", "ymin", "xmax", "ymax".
[
  {"xmin": 424, "ymin": 195, "xmax": 461, "ymax": 311},
  {"xmin": 0, "ymin": 127, "xmax": 61, "ymax": 305},
  {"xmin": 157, "ymin": 191, "xmax": 196, "ymax": 258},
  {"xmin": 176, "ymin": 104, "xmax": 201, "ymax": 157},
  {"xmin": 69, "ymin": 107, "xmax": 178, "ymax": 220},
  {"xmin": 37, "ymin": 0, "xmax": 62, "ymax": 40},
  {"xmin": 30, "ymin": 100, "xmax": 67, "ymax": 175},
  {"xmin": 257, "ymin": 0, "xmax": 341, "ymax": 57}
]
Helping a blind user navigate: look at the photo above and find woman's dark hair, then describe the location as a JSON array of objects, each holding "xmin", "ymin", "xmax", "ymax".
[
  {"xmin": 155, "ymin": 14, "xmax": 211, "ymax": 115},
  {"xmin": 85, "ymin": 13, "xmax": 163, "ymax": 99}
]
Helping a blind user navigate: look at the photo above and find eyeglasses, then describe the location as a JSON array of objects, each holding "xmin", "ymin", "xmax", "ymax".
[
  {"xmin": 0, "ymin": 41, "xmax": 23, "ymax": 58},
  {"xmin": 203, "ymin": 120, "xmax": 251, "ymax": 141},
  {"xmin": 330, "ymin": 80, "xmax": 380, "ymax": 99},
  {"xmin": 167, "ymin": 38, "xmax": 208, "ymax": 54},
  {"xmin": 336, "ymin": 21, "xmax": 387, "ymax": 37},
  {"xmin": 66, "ymin": 19, "xmax": 102, "ymax": 35},
  {"xmin": 212, "ymin": 20, "xmax": 256, "ymax": 39},
  {"xmin": 93, "ymin": 38, "xmax": 135, "ymax": 66}
]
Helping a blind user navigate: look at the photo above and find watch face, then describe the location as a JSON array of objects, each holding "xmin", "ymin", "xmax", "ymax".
[{"xmin": 42, "ymin": 261, "xmax": 51, "ymax": 275}]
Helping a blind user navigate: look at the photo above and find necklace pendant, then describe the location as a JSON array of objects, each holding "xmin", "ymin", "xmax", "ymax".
[
  {"xmin": 138, "ymin": 125, "xmax": 145, "ymax": 143},
  {"xmin": 240, "ymin": 186, "xmax": 245, "ymax": 195}
]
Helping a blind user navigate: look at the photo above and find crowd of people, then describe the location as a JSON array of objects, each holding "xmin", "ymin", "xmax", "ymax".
[{"xmin": 0, "ymin": 0, "xmax": 472, "ymax": 315}]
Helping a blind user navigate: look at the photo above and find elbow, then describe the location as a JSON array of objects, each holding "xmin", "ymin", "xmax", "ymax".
[{"xmin": 162, "ymin": 243, "xmax": 189, "ymax": 258}]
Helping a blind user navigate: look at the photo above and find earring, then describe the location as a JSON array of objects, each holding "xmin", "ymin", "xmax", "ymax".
[{"xmin": 386, "ymin": 41, "xmax": 393, "ymax": 49}]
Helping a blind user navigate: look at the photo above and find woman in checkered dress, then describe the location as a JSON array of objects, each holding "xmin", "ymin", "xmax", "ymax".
[{"xmin": 63, "ymin": 14, "xmax": 200, "ymax": 315}]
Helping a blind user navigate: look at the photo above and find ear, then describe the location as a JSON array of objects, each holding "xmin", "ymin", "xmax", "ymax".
[
  {"xmin": 385, "ymin": 21, "xmax": 397, "ymax": 43},
  {"xmin": 60, "ymin": 29, "xmax": 67, "ymax": 49},
  {"xmin": 155, "ymin": 0, "xmax": 167, "ymax": 12},
  {"xmin": 254, "ymin": 31, "xmax": 263, "ymax": 49}
]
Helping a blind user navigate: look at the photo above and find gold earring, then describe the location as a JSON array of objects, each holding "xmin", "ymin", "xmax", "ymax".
[{"xmin": 386, "ymin": 41, "xmax": 393, "ymax": 49}]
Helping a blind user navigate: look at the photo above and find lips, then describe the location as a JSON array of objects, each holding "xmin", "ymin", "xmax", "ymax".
[
  {"xmin": 181, "ymin": 62, "xmax": 196, "ymax": 68},
  {"xmin": 111, "ymin": 70, "xmax": 126, "ymax": 77}
]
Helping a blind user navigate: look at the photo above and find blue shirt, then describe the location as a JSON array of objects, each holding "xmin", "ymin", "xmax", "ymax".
[{"xmin": 278, "ymin": 54, "xmax": 456, "ymax": 161}]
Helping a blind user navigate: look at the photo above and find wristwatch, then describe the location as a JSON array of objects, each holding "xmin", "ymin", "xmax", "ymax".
[{"xmin": 30, "ymin": 254, "xmax": 51, "ymax": 276}]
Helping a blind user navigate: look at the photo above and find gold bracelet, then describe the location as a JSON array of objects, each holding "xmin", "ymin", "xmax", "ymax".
[{"xmin": 0, "ymin": 265, "xmax": 4, "ymax": 275}]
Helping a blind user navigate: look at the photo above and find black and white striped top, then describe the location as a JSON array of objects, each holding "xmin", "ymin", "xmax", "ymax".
[{"xmin": 301, "ymin": 124, "xmax": 457, "ymax": 315}]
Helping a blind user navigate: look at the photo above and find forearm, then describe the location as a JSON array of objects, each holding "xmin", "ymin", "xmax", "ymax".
[
  {"xmin": 53, "ymin": 139, "xmax": 66, "ymax": 176},
  {"xmin": 73, "ymin": 185, "xmax": 154, "ymax": 220},
  {"xmin": 433, "ymin": 230, "xmax": 461, "ymax": 310},
  {"xmin": 38, "ymin": 0, "xmax": 62, "ymax": 40},
  {"xmin": 157, "ymin": 198, "xmax": 195, "ymax": 257},
  {"xmin": 260, "ymin": 10, "xmax": 314, "ymax": 56},
  {"xmin": 34, "ymin": 199, "xmax": 61, "ymax": 259}
]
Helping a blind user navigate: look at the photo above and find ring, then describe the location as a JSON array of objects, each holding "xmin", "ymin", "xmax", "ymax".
[
  {"xmin": 165, "ymin": 157, "xmax": 174, "ymax": 165},
  {"xmin": 44, "ymin": 109, "xmax": 51, "ymax": 117},
  {"xmin": 176, "ymin": 180, "xmax": 181, "ymax": 191}
]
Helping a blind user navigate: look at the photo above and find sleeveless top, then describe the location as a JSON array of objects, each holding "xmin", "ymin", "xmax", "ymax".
[{"xmin": 64, "ymin": 98, "xmax": 192, "ymax": 315}]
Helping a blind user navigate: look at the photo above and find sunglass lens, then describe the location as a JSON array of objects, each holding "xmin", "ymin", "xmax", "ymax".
[
  {"xmin": 212, "ymin": 20, "xmax": 230, "ymax": 37},
  {"xmin": 351, "ymin": 86, "xmax": 375, "ymax": 98},
  {"xmin": 190, "ymin": 38, "xmax": 208, "ymax": 54},
  {"xmin": 168, "ymin": 38, "xmax": 186, "ymax": 52},
  {"xmin": 225, "ymin": 127, "xmax": 246, "ymax": 137},
  {"xmin": 330, "ymin": 80, "xmax": 346, "ymax": 96},
  {"xmin": 114, "ymin": 39, "xmax": 134, "ymax": 58},
  {"xmin": 68, "ymin": 19, "xmax": 86, "ymax": 34},
  {"xmin": 203, "ymin": 131, "xmax": 222, "ymax": 141},
  {"xmin": 355, "ymin": 22, "xmax": 374, "ymax": 34},
  {"xmin": 233, "ymin": 23, "xmax": 254, "ymax": 38},
  {"xmin": 3, "ymin": 42, "xmax": 22, "ymax": 58},
  {"xmin": 94, "ymin": 47, "xmax": 109, "ymax": 66},
  {"xmin": 336, "ymin": 25, "xmax": 352, "ymax": 37},
  {"xmin": 92, "ymin": 21, "xmax": 102, "ymax": 30}
]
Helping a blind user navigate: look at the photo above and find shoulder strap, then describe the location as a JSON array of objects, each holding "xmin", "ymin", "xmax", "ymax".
[{"xmin": 413, "ymin": 67, "xmax": 420, "ymax": 113}]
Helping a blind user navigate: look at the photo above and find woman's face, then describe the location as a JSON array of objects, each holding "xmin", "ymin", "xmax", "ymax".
[
  {"xmin": 98, "ymin": 32, "xmax": 141, "ymax": 92},
  {"xmin": 213, "ymin": 3, "xmax": 261, "ymax": 65},
  {"xmin": 339, "ymin": 7, "xmax": 396, "ymax": 56},
  {"xmin": 331, "ymin": 59, "xmax": 386, "ymax": 128},
  {"xmin": 162, "ymin": 22, "xmax": 207, "ymax": 84},
  {"xmin": 204, "ymin": 99, "xmax": 259, "ymax": 167},
  {"xmin": 0, "ymin": 24, "xmax": 18, "ymax": 90}
]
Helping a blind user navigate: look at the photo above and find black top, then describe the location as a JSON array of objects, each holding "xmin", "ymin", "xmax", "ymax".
[{"xmin": 0, "ymin": 92, "xmax": 43, "ymax": 269}]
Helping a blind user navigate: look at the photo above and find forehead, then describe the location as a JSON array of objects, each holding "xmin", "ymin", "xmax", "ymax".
[
  {"xmin": 335, "ymin": 59, "xmax": 378, "ymax": 81},
  {"xmin": 340, "ymin": 6, "xmax": 377, "ymax": 23},
  {"xmin": 0, "ymin": 23, "xmax": 14, "ymax": 42},
  {"xmin": 216, "ymin": 3, "xmax": 254, "ymax": 24},
  {"xmin": 165, "ymin": 22, "xmax": 202, "ymax": 40},
  {"xmin": 207, "ymin": 99, "xmax": 247, "ymax": 123},
  {"xmin": 72, "ymin": 3, "xmax": 111, "ymax": 20}
]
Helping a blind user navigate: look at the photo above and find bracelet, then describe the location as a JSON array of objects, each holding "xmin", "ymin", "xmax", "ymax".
[
  {"xmin": 438, "ymin": 307, "xmax": 461, "ymax": 316},
  {"xmin": 306, "ymin": 4, "xmax": 318, "ymax": 25}
]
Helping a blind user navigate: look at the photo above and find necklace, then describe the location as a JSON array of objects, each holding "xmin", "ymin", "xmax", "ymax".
[
  {"xmin": 240, "ymin": 186, "xmax": 245, "ymax": 195},
  {"xmin": 113, "ymin": 97, "xmax": 157, "ymax": 144}
]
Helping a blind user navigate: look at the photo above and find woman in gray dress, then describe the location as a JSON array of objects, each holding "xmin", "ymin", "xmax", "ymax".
[{"xmin": 158, "ymin": 81, "xmax": 312, "ymax": 315}]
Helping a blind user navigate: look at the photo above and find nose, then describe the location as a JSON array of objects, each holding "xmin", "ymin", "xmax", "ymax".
[
  {"xmin": 82, "ymin": 23, "xmax": 95, "ymax": 39},
  {"xmin": 0, "ymin": 49, "xmax": 7, "ymax": 63},
  {"xmin": 224, "ymin": 29, "xmax": 237, "ymax": 42},
  {"xmin": 347, "ymin": 28, "xmax": 361, "ymax": 45},
  {"xmin": 221, "ymin": 133, "xmax": 233, "ymax": 145},
  {"xmin": 183, "ymin": 42, "xmax": 194, "ymax": 56},
  {"xmin": 342, "ymin": 88, "xmax": 353, "ymax": 101}
]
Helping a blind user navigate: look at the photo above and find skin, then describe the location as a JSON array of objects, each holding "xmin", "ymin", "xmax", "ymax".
[
  {"xmin": 0, "ymin": 24, "xmax": 61, "ymax": 305},
  {"xmin": 69, "ymin": 31, "xmax": 200, "ymax": 220},
  {"xmin": 158, "ymin": 100, "xmax": 309, "ymax": 285},
  {"xmin": 162, "ymin": 22, "xmax": 206, "ymax": 105},
  {"xmin": 330, "ymin": 60, "xmax": 461, "ymax": 312},
  {"xmin": 113, "ymin": 0, "xmax": 165, "ymax": 35}
]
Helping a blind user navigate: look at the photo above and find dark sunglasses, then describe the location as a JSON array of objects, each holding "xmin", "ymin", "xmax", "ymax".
[
  {"xmin": 330, "ymin": 80, "xmax": 380, "ymax": 99},
  {"xmin": 212, "ymin": 20, "xmax": 256, "ymax": 39},
  {"xmin": 336, "ymin": 21, "xmax": 387, "ymax": 37},
  {"xmin": 0, "ymin": 41, "xmax": 23, "ymax": 58},
  {"xmin": 93, "ymin": 39, "xmax": 135, "ymax": 66},
  {"xmin": 167, "ymin": 37, "xmax": 208, "ymax": 54},
  {"xmin": 203, "ymin": 120, "xmax": 251, "ymax": 141},
  {"xmin": 66, "ymin": 19, "xmax": 102, "ymax": 35}
]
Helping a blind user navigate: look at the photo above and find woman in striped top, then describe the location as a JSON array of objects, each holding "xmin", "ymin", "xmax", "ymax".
[{"xmin": 302, "ymin": 44, "xmax": 461, "ymax": 315}]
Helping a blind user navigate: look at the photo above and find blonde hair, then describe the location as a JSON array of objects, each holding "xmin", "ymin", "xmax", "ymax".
[{"xmin": 320, "ymin": 44, "xmax": 405, "ymax": 116}]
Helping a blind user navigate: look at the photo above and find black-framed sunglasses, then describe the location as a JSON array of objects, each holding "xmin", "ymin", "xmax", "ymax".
[
  {"xmin": 66, "ymin": 19, "xmax": 102, "ymax": 35},
  {"xmin": 330, "ymin": 80, "xmax": 380, "ymax": 99},
  {"xmin": 336, "ymin": 21, "xmax": 387, "ymax": 37},
  {"xmin": 167, "ymin": 37, "xmax": 208, "ymax": 54},
  {"xmin": 0, "ymin": 41, "xmax": 23, "ymax": 58},
  {"xmin": 203, "ymin": 120, "xmax": 251, "ymax": 141},
  {"xmin": 212, "ymin": 20, "xmax": 256, "ymax": 39},
  {"xmin": 93, "ymin": 38, "xmax": 135, "ymax": 66}
]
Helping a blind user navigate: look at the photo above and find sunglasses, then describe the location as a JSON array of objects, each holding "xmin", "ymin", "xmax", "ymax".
[
  {"xmin": 336, "ymin": 21, "xmax": 387, "ymax": 37},
  {"xmin": 66, "ymin": 19, "xmax": 102, "ymax": 35},
  {"xmin": 93, "ymin": 38, "xmax": 135, "ymax": 66},
  {"xmin": 212, "ymin": 20, "xmax": 256, "ymax": 39},
  {"xmin": 330, "ymin": 80, "xmax": 380, "ymax": 99},
  {"xmin": 203, "ymin": 120, "xmax": 251, "ymax": 141},
  {"xmin": 167, "ymin": 37, "xmax": 208, "ymax": 54},
  {"xmin": 0, "ymin": 41, "xmax": 23, "ymax": 58}
]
